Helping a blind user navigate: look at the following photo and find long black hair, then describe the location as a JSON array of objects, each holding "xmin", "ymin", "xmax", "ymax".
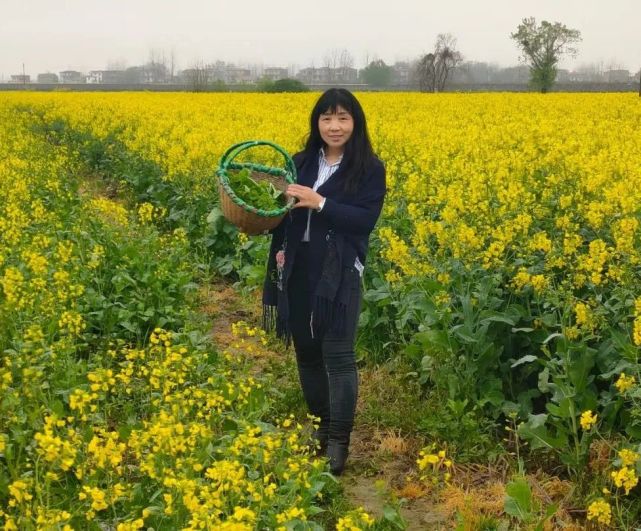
[{"xmin": 302, "ymin": 88, "xmax": 377, "ymax": 194}]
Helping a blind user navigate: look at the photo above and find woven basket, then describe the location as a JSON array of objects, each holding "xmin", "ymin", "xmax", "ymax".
[{"xmin": 216, "ymin": 140, "xmax": 297, "ymax": 235}]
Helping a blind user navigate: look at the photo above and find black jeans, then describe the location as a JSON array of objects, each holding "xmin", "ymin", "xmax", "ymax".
[{"xmin": 288, "ymin": 243, "xmax": 362, "ymax": 444}]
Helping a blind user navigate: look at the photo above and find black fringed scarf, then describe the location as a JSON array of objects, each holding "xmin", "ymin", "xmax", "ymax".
[
  {"xmin": 262, "ymin": 224, "xmax": 351, "ymax": 346},
  {"xmin": 261, "ymin": 217, "xmax": 292, "ymax": 344},
  {"xmin": 310, "ymin": 229, "xmax": 350, "ymax": 337}
]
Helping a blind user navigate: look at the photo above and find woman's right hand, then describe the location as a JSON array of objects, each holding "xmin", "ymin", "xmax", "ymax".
[{"xmin": 286, "ymin": 184, "xmax": 323, "ymax": 209}]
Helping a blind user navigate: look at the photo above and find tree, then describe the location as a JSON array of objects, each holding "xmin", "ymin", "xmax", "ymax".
[
  {"xmin": 123, "ymin": 66, "xmax": 145, "ymax": 84},
  {"xmin": 169, "ymin": 48, "xmax": 177, "ymax": 82},
  {"xmin": 575, "ymin": 61, "xmax": 605, "ymax": 82},
  {"xmin": 258, "ymin": 78, "xmax": 309, "ymax": 92},
  {"xmin": 337, "ymin": 49, "xmax": 355, "ymax": 82},
  {"xmin": 511, "ymin": 17, "xmax": 581, "ymax": 93},
  {"xmin": 322, "ymin": 48, "xmax": 340, "ymax": 82},
  {"xmin": 415, "ymin": 53, "xmax": 437, "ymax": 92},
  {"xmin": 433, "ymin": 34, "xmax": 463, "ymax": 91},
  {"xmin": 361, "ymin": 59, "xmax": 393, "ymax": 87},
  {"xmin": 415, "ymin": 33, "xmax": 463, "ymax": 92},
  {"xmin": 146, "ymin": 48, "xmax": 170, "ymax": 83},
  {"xmin": 321, "ymin": 48, "xmax": 354, "ymax": 82},
  {"xmin": 185, "ymin": 61, "xmax": 209, "ymax": 92}
]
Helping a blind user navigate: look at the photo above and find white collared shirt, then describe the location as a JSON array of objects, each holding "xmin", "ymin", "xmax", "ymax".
[
  {"xmin": 301, "ymin": 147, "xmax": 342, "ymax": 242},
  {"xmin": 301, "ymin": 147, "xmax": 364, "ymax": 277}
]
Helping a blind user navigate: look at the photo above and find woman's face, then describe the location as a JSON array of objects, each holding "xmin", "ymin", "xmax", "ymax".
[{"xmin": 318, "ymin": 105, "xmax": 354, "ymax": 151}]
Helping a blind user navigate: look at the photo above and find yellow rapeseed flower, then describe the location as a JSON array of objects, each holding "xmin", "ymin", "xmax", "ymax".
[
  {"xmin": 587, "ymin": 498, "xmax": 612, "ymax": 525},
  {"xmin": 580, "ymin": 410, "xmax": 597, "ymax": 430},
  {"xmin": 611, "ymin": 466, "xmax": 639, "ymax": 495},
  {"xmin": 615, "ymin": 372, "xmax": 636, "ymax": 393}
]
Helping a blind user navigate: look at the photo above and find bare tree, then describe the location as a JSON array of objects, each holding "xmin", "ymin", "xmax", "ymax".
[
  {"xmin": 338, "ymin": 49, "xmax": 355, "ymax": 82},
  {"xmin": 339, "ymin": 49, "xmax": 354, "ymax": 69},
  {"xmin": 147, "ymin": 48, "xmax": 169, "ymax": 83},
  {"xmin": 415, "ymin": 53, "xmax": 437, "ymax": 92},
  {"xmin": 363, "ymin": 51, "xmax": 371, "ymax": 71},
  {"xmin": 575, "ymin": 61, "xmax": 605, "ymax": 82},
  {"xmin": 605, "ymin": 59, "xmax": 625, "ymax": 72},
  {"xmin": 323, "ymin": 48, "xmax": 342, "ymax": 82},
  {"xmin": 434, "ymin": 34, "xmax": 463, "ymax": 91},
  {"xmin": 186, "ymin": 60, "xmax": 208, "ymax": 92},
  {"xmin": 415, "ymin": 33, "xmax": 463, "ymax": 92},
  {"xmin": 169, "ymin": 48, "xmax": 176, "ymax": 82},
  {"xmin": 323, "ymin": 48, "xmax": 354, "ymax": 82}
]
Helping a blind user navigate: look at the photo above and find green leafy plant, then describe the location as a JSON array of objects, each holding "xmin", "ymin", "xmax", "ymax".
[
  {"xmin": 228, "ymin": 168, "xmax": 286, "ymax": 212},
  {"xmin": 504, "ymin": 475, "xmax": 557, "ymax": 530}
]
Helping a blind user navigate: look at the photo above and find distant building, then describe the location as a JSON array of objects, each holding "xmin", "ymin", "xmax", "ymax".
[
  {"xmin": 184, "ymin": 62, "xmax": 255, "ymax": 84},
  {"xmin": 87, "ymin": 70, "xmax": 126, "ymax": 84},
  {"xmin": 568, "ymin": 70, "xmax": 596, "ymax": 83},
  {"xmin": 391, "ymin": 62, "xmax": 411, "ymax": 86},
  {"xmin": 226, "ymin": 67, "xmax": 252, "ymax": 83},
  {"xmin": 451, "ymin": 62, "xmax": 528, "ymax": 84},
  {"xmin": 179, "ymin": 68, "xmax": 200, "ymax": 84},
  {"xmin": 451, "ymin": 61, "xmax": 500, "ymax": 83},
  {"xmin": 10, "ymin": 74, "xmax": 30, "ymax": 83},
  {"xmin": 143, "ymin": 62, "xmax": 169, "ymax": 83},
  {"xmin": 334, "ymin": 67, "xmax": 358, "ymax": 83},
  {"xmin": 59, "ymin": 70, "xmax": 85, "ymax": 83},
  {"xmin": 263, "ymin": 67, "xmax": 289, "ymax": 81},
  {"xmin": 605, "ymin": 69, "xmax": 631, "ymax": 83},
  {"xmin": 37, "ymin": 73, "xmax": 59, "ymax": 83},
  {"xmin": 296, "ymin": 66, "xmax": 357, "ymax": 84},
  {"xmin": 204, "ymin": 61, "xmax": 227, "ymax": 82},
  {"xmin": 296, "ymin": 67, "xmax": 329, "ymax": 84}
]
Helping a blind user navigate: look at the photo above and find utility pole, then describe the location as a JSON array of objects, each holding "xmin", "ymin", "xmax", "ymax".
[{"xmin": 23, "ymin": 63, "xmax": 26, "ymax": 89}]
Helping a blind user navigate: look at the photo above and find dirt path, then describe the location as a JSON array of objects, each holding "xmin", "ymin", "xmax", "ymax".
[{"xmin": 199, "ymin": 278, "xmax": 449, "ymax": 530}]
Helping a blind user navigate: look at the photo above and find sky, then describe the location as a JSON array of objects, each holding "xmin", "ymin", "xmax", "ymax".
[{"xmin": 1, "ymin": 0, "xmax": 639, "ymax": 79}]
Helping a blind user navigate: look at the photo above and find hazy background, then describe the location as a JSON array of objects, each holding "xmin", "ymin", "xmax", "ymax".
[{"xmin": 1, "ymin": 0, "xmax": 639, "ymax": 78}]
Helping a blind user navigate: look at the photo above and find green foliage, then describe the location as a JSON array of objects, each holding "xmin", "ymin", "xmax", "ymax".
[
  {"xmin": 209, "ymin": 79, "xmax": 228, "ymax": 91},
  {"xmin": 529, "ymin": 65, "xmax": 558, "ymax": 94},
  {"xmin": 510, "ymin": 17, "xmax": 581, "ymax": 93},
  {"xmin": 227, "ymin": 168, "xmax": 286, "ymax": 212},
  {"xmin": 455, "ymin": 514, "xmax": 506, "ymax": 530},
  {"xmin": 82, "ymin": 219, "xmax": 195, "ymax": 344},
  {"xmin": 258, "ymin": 78, "xmax": 309, "ymax": 92},
  {"xmin": 504, "ymin": 476, "xmax": 557, "ymax": 529},
  {"xmin": 29, "ymin": 115, "xmax": 239, "ymax": 275},
  {"xmin": 416, "ymin": 396, "xmax": 501, "ymax": 462},
  {"xmin": 361, "ymin": 60, "xmax": 393, "ymax": 87}
]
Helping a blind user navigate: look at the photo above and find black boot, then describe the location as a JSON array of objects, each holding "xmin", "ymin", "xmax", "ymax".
[{"xmin": 326, "ymin": 439, "xmax": 350, "ymax": 476}]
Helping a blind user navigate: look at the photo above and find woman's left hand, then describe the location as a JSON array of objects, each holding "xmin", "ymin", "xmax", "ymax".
[{"xmin": 286, "ymin": 184, "xmax": 324, "ymax": 209}]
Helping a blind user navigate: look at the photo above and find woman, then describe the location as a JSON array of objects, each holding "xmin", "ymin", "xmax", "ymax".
[{"xmin": 262, "ymin": 88, "xmax": 386, "ymax": 475}]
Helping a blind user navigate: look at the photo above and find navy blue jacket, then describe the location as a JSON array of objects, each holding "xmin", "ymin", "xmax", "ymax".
[{"xmin": 262, "ymin": 149, "xmax": 386, "ymax": 340}]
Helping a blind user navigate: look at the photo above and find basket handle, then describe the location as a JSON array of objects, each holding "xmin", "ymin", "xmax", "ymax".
[{"xmin": 219, "ymin": 140, "xmax": 297, "ymax": 184}]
